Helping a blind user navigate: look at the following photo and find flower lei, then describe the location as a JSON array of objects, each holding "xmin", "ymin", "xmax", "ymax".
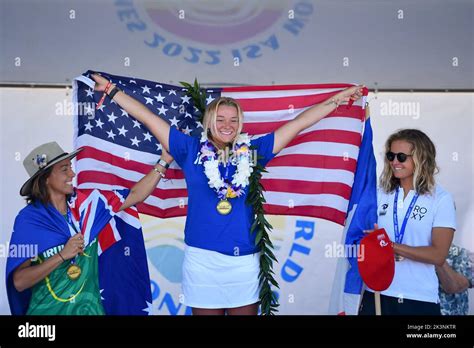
[
  {"xmin": 199, "ymin": 132, "xmax": 253, "ymax": 200},
  {"xmin": 181, "ymin": 79, "xmax": 279, "ymax": 315}
]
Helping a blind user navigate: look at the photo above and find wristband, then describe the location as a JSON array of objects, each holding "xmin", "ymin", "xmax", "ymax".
[
  {"xmin": 153, "ymin": 167, "xmax": 166, "ymax": 178},
  {"xmin": 108, "ymin": 86, "xmax": 120, "ymax": 100},
  {"xmin": 157, "ymin": 158, "xmax": 170, "ymax": 169},
  {"xmin": 96, "ymin": 81, "xmax": 112, "ymax": 110},
  {"xmin": 329, "ymin": 98, "xmax": 340, "ymax": 107}
]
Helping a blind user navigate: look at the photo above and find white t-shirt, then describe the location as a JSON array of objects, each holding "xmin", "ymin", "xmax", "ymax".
[{"xmin": 368, "ymin": 184, "xmax": 456, "ymax": 303}]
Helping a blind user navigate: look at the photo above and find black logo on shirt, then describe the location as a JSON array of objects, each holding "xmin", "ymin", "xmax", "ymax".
[
  {"xmin": 379, "ymin": 203, "xmax": 389, "ymax": 216},
  {"xmin": 411, "ymin": 205, "xmax": 427, "ymax": 221}
]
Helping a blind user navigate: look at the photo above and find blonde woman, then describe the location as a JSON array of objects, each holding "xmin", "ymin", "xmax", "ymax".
[
  {"xmin": 359, "ymin": 129, "xmax": 456, "ymax": 315},
  {"xmin": 92, "ymin": 73, "xmax": 364, "ymax": 315}
]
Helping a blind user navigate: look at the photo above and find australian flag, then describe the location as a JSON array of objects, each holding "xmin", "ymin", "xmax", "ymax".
[{"xmin": 6, "ymin": 188, "xmax": 152, "ymax": 315}]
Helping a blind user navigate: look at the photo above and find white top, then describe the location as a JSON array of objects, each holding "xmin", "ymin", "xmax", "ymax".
[{"xmin": 368, "ymin": 184, "xmax": 456, "ymax": 303}]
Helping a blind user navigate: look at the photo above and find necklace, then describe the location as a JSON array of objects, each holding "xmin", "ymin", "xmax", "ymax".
[
  {"xmin": 199, "ymin": 132, "xmax": 253, "ymax": 215},
  {"xmin": 65, "ymin": 208, "xmax": 83, "ymax": 280}
]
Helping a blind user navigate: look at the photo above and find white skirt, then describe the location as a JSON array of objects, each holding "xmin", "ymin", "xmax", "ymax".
[{"xmin": 182, "ymin": 245, "xmax": 260, "ymax": 309}]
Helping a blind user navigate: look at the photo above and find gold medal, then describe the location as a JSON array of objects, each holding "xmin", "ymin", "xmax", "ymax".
[
  {"xmin": 395, "ymin": 255, "xmax": 405, "ymax": 262},
  {"xmin": 216, "ymin": 199, "xmax": 232, "ymax": 215},
  {"xmin": 67, "ymin": 264, "xmax": 82, "ymax": 280}
]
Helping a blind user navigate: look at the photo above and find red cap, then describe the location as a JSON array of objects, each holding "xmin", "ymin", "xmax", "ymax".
[{"xmin": 357, "ymin": 228, "xmax": 395, "ymax": 291}]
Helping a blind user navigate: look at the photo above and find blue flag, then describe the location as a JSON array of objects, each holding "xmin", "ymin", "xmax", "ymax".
[
  {"xmin": 6, "ymin": 189, "xmax": 152, "ymax": 315},
  {"xmin": 329, "ymin": 116, "xmax": 378, "ymax": 314},
  {"xmin": 343, "ymin": 118, "xmax": 378, "ymax": 296}
]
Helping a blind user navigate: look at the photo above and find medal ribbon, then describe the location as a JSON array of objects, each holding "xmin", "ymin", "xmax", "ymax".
[
  {"xmin": 393, "ymin": 187, "xmax": 419, "ymax": 244},
  {"xmin": 222, "ymin": 161, "xmax": 231, "ymax": 200},
  {"xmin": 66, "ymin": 208, "xmax": 81, "ymax": 234},
  {"xmin": 65, "ymin": 209, "xmax": 80, "ymax": 266}
]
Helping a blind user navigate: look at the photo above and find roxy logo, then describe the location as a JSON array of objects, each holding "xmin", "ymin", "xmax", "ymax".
[
  {"xmin": 18, "ymin": 322, "xmax": 55, "ymax": 341},
  {"xmin": 411, "ymin": 205, "xmax": 427, "ymax": 221}
]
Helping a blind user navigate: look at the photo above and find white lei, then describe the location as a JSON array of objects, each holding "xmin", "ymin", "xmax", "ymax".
[{"xmin": 199, "ymin": 132, "xmax": 253, "ymax": 199}]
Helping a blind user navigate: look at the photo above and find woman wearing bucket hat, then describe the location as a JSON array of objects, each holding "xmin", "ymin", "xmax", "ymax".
[
  {"xmin": 6, "ymin": 141, "xmax": 173, "ymax": 315},
  {"xmin": 359, "ymin": 129, "xmax": 456, "ymax": 315}
]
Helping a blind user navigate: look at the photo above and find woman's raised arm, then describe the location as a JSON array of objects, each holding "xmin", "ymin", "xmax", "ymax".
[
  {"xmin": 91, "ymin": 73, "xmax": 171, "ymax": 151},
  {"xmin": 273, "ymin": 85, "xmax": 365, "ymax": 154},
  {"xmin": 119, "ymin": 148, "xmax": 174, "ymax": 211}
]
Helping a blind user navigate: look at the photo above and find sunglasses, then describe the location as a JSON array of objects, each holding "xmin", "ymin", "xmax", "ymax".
[{"xmin": 386, "ymin": 151, "xmax": 413, "ymax": 163}]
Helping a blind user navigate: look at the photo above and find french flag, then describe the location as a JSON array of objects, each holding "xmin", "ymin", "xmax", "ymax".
[{"xmin": 328, "ymin": 117, "xmax": 378, "ymax": 315}]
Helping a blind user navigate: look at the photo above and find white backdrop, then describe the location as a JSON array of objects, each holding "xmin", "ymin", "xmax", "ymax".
[
  {"xmin": 1, "ymin": 0, "xmax": 472, "ymax": 89},
  {"xmin": 0, "ymin": 88, "xmax": 472, "ymax": 314}
]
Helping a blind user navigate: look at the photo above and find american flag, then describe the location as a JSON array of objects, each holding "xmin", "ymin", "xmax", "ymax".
[{"xmin": 73, "ymin": 71, "xmax": 367, "ymax": 226}]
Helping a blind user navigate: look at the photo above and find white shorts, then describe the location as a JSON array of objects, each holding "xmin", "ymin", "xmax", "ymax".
[{"xmin": 182, "ymin": 245, "xmax": 260, "ymax": 309}]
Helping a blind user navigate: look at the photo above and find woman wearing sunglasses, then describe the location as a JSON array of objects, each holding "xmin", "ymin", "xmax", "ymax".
[{"xmin": 359, "ymin": 129, "xmax": 456, "ymax": 315}]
